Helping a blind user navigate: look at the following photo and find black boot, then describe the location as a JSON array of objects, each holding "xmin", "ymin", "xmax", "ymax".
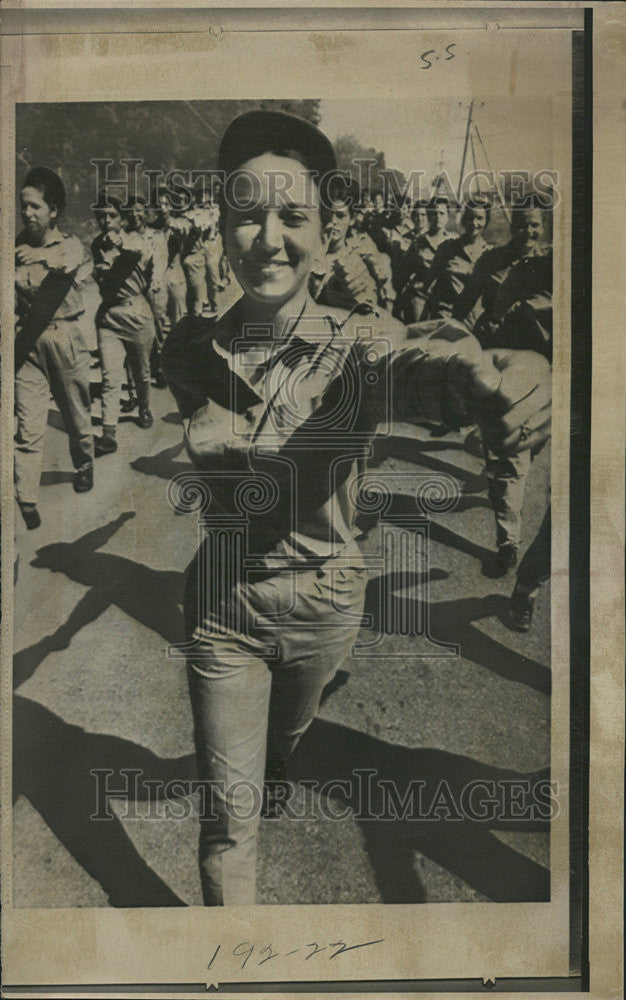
[
  {"xmin": 19, "ymin": 502, "xmax": 41, "ymax": 530},
  {"xmin": 74, "ymin": 462, "xmax": 94, "ymax": 493},
  {"xmin": 95, "ymin": 425, "xmax": 118, "ymax": 456}
]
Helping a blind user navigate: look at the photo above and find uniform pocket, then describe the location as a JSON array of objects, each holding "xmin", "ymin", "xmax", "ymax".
[
  {"xmin": 43, "ymin": 319, "xmax": 88, "ymax": 370},
  {"xmin": 312, "ymin": 565, "xmax": 368, "ymax": 611}
]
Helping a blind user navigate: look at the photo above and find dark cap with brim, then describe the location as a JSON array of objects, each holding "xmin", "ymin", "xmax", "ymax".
[{"xmin": 218, "ymin": 110, "xmax": 337, "ymax": 179}]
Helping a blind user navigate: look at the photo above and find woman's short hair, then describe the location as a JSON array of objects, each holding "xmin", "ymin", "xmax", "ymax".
[
  {"xmin": 93, "ymin": 192, "xmax": 124, "ymax": 216},
  {"xmin": 22, "ymin": 167, "xmax": 66, "ymax": 216},
  {"xmin": 427, "ymin": 195, "xmax": 450, "ymax": 212},
  {"xmin": 461, "ymin": 197, "xmax": 492, "ymax": 227}
]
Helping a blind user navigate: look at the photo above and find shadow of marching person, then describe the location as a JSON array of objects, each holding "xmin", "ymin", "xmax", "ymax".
[
  {"xmin": 14, "ymin": 512, "xmax": 187, "ymax": 689},
  {"xmin": 13, "ymin": 694, "xmax": 197, "ymax": 907},
  {"xmin": 370, "ymin": 434, "xmax": 488, "ymax": 495},
  {"xmin": 130, "ymin": 440, "xmax": 191, "ymax": 484},
  {"xmin": 362, "ymin": 572, "xmax": 550, "ymax": 694},
  {"xmin": 290, "ymin": 716, "xmax": 551, "ymax": 905}
]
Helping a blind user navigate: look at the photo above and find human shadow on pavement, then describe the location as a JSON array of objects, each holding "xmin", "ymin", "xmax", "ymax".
[
  {"xmin": 362, "ymin": 575, "xmax": 550, "ymax": 694},
  {"xmin": 370, "ymin": 435, "xmax": 488, "ymax": 495},
  {"xmin": 357, "ymin": 500, "xmax": 494, "ymax": 570},
  {"xmin": 14, "ymin": 513, "xmax": 186, "ymax": 689},
  {"xmin": 13, "ymin": 694, "xmax": 196, "ymax": 907},
  {"xmin": 290, "ymin": 717, "xmax": 550, "ymax": 905},
  {"xmin": 39, "ymin": 470, "xmax": 76, "ymax": 486},
  {"xmin": 130, "ymin": 441, "xmax": 191, "ymax": 482},
  {"xmin": 162, "ymin": 411, "xmax": 183, "ymax": 425}
]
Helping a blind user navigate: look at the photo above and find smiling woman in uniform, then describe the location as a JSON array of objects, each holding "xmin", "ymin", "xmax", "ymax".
[{"xmin": 163, "ymin": 110, "xmax": 552, "ymax": 906}]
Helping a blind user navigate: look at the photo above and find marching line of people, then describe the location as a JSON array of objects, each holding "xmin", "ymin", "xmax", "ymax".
[
  {"xmin": 14, "ymin": 115, "xmax": 553, "ymax": 909},
  {"xmin": 312, "ymin": 186, "xmax": 552, "ymax": 595},
  {"xmin": 14, "ymin": 160, "xmax": 552, "ymax": 632},
  {"xmin": 14, "ymin": 169, "xmax": 231, "ymax": 520}
]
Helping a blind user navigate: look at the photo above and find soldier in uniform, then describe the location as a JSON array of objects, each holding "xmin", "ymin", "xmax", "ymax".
[
  {"xmin": 162, "ymin": 110, "xmax": 551, "ymax": 906},
  {"xmin": 91, "ymin": 195, "xmax": 156, "ymax": 454},
  {"xmin": 310, "ymin": 178, "xmax": 395, "ymax": 312},
  {"xmin": 15, "ymin": 167, "xmax": 94, "ymax": 528},
  {"xmin": 381, "ymin": 197, "xmax": 415, "ymax": 291},
  {"xmin": 454, "ymin": 206, "xmax": 553, "ymax": 360},
  {"xmin": 199, "ymin": 183, "xmax": 227, "ymax": 314},
  {"xmin": 395, "ymin": 195, "xmax": 452, "ymax": 323},
  {"xmin": 411, "ymin": 199, "xmax": 429, "ymax": 239},
  {"xmin": 125, "ymin": 195, "xmax": 169, "ymax": 389},
  {"xmin": 453, "ymin": 205, "xmax": 553, "ymax": 572},
  {"xmin": 179, "ymin": 185, "xmax": 214, "ymax": 317},
  {"xmin": 150, "ymin": 188, "xmax": 188, "ymax": 330},
  {"xmin": 421, "ymin": 199, "xmax": 492, "ymax": 321},
  {"xmin": 367, "ymin": 189, "xmax": 393, "ymax": 253}
]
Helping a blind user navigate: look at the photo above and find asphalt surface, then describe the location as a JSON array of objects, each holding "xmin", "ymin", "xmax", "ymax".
[{"xmin": 12, "ymin": 285, "xmax": 551, "ymax": 908}]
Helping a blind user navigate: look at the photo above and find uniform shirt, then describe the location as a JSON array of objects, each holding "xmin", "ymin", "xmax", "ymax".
[
  {"xmin": 454, "ymin": 241, "xmax": 553, "ymax": 356},
  {"xmin": 381, "ymin": 222, "xmax": 416, "ymax": 291},
  {"xmin": 455, "ymin": 241, "xmax": 551, "ymax": 322},
  {"xmin": 163, "ymin": 295, "xmax": 493, "ymax": 567},
  {"xmin": 143, "ymin": 227, "xmax": 169, "ymax": 293},
  {"xmin": 382, "ymin": 221, "xmax": 415, "ymax": 256},
  {"xmin": 399, "ymin": 229, "xmax": 451, "ymax": 296},
  {"xmin": 422, "ymin": 235, "xmax": 492, "ymax": 321},
  {"xmin": 204, "ymin": 202, "xmax": 221, "ymax": 241},
  {"xmin": 179, "ymin": 207, "xmax": 216, "ymax": 257},
  {"xmin": 15, "ymin": 230, "xmax": 90, "ymax": 328},
  {"xmin": 310, "ymin": 233, "xmax": 394, "ymax": 312},
  {"xmin": 91, "ymin": 231, "xmax": 153, "ymax": 304},
  {"xmin": 91, "ymin": 230, "xmax": 155, "ymax": 340},
  {"xmin": 367, "ymin": 211, "xmax": 394, "ymax": 253}
]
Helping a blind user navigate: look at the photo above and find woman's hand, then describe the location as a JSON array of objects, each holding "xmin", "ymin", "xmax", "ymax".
[
  {"xmin": 471, "ymin": 348, "xmax": 552, "ymax": 455},
  {"xmin": 15, "ymin": 245, "xmax": 47, "ymax": 267},
  {"xmin": 103, "ymin": 232, "xmax": 123, "ymax": 249}
]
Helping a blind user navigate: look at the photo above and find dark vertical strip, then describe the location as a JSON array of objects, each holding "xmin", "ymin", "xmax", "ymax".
[{"xmin": 569, "ymin": 9, "xmax": 592, "ymax": 990}]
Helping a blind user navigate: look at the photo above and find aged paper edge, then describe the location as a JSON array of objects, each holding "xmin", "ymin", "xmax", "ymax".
[{"xmin": 0, "ymin": 2, "xmax": 623, "ymax": 998}]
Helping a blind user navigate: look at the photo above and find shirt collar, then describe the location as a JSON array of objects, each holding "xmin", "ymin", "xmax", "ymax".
[{"xmin": 221, "ymin": 293, "xmax": 334, "ymax": 351}]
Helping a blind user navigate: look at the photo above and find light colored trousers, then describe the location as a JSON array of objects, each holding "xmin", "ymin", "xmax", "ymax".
[
  {"xmin": 14, "ymin": 318, "xmax": 93, "ymax": 505},
  {"xmin": 181, "ymin": 250, "xmax": 207, "ymax": 317},
  {"xmin": 484, "ymin": 447, "xmax": 532, "ymax": 547},
  {"xmin": 150, "ymin": 263, "xmax": 187, "ymax": 339},
  {"xmin": 184, "ymin": 555, "xmax": 367, "ymax": 905},
  {"xmin": 97, "ymin": 326, "xmax": 153, "ymax": 425}
]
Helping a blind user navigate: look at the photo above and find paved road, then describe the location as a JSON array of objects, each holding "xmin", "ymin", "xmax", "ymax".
[{"xmin": 12, "ymin": 297, "xmax": 551, "ymax": 908}]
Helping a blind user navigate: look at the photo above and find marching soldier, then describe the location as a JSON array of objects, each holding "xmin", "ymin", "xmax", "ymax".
[
  {"xmin": 15, "ymin": 167, "xmax": 94, "ymax": 528},
  {"xmin": 395, "ymin": 195, "xmax": 452, "ymax": 323},
  {"xmin": 179, "ymin": 182, "xmax": 227, "ymax": 317},
  {"xmin": 91, "ymin": 194, "xmax": 156, "ymax": 454},
  {"xmin": 125, "ymin": 195, "xmax": 169, "ymax": 389},
  {"xmin": 381, "ymin": 198, "xmax": 415, "ymax": 291},
  {"xmin": 310, "ymin": 180, "xmax": 395, "ymax": 312},
  {"xmin": 454, "ymin": 206, "xmax": 553, "ymax": 360},
  {"xmin": 150, "ymin": 188, "xmax": 188, "ymax": 330},
  {"xmin": 421, "ymin": 199, "xmax": 492, "ymax": 321},
  {"xmin": 453, "ymin": 205, "xmax": 553, "ymax": 572}
]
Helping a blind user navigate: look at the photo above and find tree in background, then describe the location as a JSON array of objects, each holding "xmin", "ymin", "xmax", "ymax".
[
  {"xmin": 333, "ymin": 133, "xmax": 388, "ymax": 197},
  {"xmin": 15, "ymin": 99, "xmax": 322, "ymax": 239}
]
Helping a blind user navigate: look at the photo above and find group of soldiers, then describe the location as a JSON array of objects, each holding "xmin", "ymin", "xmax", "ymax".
[
  {"xmin": 312, "ymin": 182, "xmax": 552, "ymax": 365},
  {"xmin": 310, "ymin": 181, "xmax": 552, "ymax": 629},
  {"xmin": 14, "ymin": 170, "xmax": 232, "ymax": 524},
  {"xmin": 15, "ymin": 164, "xmax": 551, "ymax": 630},
  {"xmin": 90, "ymin": 182, "xmax": 232, "ymax": 456}
]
